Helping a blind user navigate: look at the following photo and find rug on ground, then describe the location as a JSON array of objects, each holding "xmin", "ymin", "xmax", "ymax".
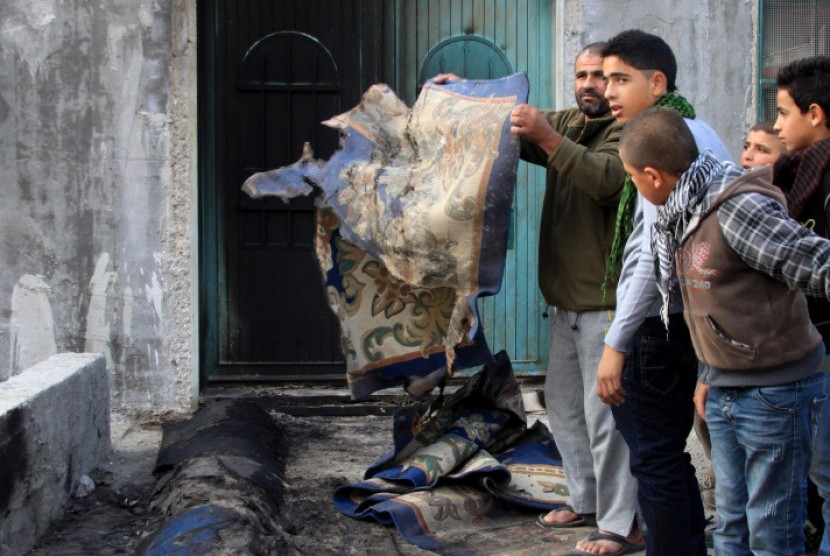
[{"xmin": 333, "ymin": 352, "xmax": 574, "ymax": 555}]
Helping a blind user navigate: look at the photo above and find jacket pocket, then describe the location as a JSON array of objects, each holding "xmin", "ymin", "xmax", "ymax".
[{"xmin": 700, "ymin": 314, "xmax": 757, "ymax": 368}]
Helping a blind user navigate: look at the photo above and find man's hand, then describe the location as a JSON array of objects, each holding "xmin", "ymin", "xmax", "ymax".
[
  {"xmin": 432, "ymin": 73, "xmax": 464, "ymax": 84},
  {"xmin": 597, "ymin": 345, "xmax": 626, "ymax": 406},
  {"xmin": 510, "ymin": 104, "xmax": 563, "ymax": 155},
  {"xmin": 694, "ymin": 383, "xmax": 709, "ymax": 421}
]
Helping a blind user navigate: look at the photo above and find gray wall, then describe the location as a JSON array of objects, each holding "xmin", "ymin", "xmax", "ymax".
[
  {"xmin": 0, "ymin": 0, "xmax": 196, "ymax": 415},
  {"xmin": 560, "ymin": 0, "xmax": 756, "ymax": 162},
  {"xmin": 0, "ymin": 0, "xmax": 757, "ymax": 416}
]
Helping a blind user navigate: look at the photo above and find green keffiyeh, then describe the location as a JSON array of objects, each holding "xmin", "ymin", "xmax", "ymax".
[{"xmin": 601, "ymin": 92, "xmax": 697, "ymax": 301}]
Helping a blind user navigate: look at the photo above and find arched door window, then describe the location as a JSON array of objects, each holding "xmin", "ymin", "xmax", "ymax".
[
  {"xmin": 418, "ymin": 35, "xmax": 513, "ymax": 85},
  {"xmin": 238, "ymin": 31, "xmax": 341, "ymax": 165}
]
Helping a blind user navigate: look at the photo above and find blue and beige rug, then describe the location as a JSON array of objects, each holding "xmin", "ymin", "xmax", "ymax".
[
  {"xmin": 333, "ymin": 352, "xmax": 574, "ymax": 555},
  {"xmin": 243, "ymin": 74, "xmax": 528, "ymax": 400}
]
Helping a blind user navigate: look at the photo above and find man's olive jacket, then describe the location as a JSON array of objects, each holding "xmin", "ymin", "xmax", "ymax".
[{"xmin": 520, "ymin": 107, "xmax": 625, "ymax": 312}]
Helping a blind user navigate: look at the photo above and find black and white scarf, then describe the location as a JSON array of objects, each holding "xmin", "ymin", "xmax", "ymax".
[{"xmin": 652, "ymin": 152, "xmax": 723, "ymax": 327}]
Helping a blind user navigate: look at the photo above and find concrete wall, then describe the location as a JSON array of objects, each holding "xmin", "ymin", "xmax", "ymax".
[
  {"xmin": 0, "ymin": 0, "xmax": 197, "ymax": 414},
  {"xmin": 559, "ymin": 0, "xmax": 756, "ymax": 162},
  {"xmin": 0, "ymin": 0, "xmax": 757, "ymax": 416}
]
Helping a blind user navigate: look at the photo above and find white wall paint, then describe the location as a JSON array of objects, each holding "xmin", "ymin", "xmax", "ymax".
[
  {"xmin": 83, "ymin": 252, "xmax": 116, "ymax": 373},
  {"xmin": 8, "ymin": 274, "xmax": 57, "ymax": 378}
]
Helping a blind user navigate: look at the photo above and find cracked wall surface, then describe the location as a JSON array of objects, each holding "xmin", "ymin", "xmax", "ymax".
[{"xmin": 0, "ymin": 0, "xmax": 196, "ymax": 415}]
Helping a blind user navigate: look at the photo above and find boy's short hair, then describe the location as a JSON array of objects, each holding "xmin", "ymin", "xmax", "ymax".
[
  {"xmin": 620, "ymin": 107, "xmax": 699, "ymax": 176},
  {"xmin": 601, "ymin": 30, "xmax": 678, "ymax": 92},
  {"xmin": 749, "ymin": 121, "xmax": 777, "ymax": 135},
  {"xmin": 776, "ymin": 56, "xmax": 830, "ymax": 128}
]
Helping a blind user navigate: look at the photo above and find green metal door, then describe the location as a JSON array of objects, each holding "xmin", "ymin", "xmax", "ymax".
[{"xmin": 390, "ymin": 0, "xmax": 553, "ymax": 375}]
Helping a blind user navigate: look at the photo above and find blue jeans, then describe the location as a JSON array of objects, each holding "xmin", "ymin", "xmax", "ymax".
[
  {"xmin": 810, "ymin": 371, "xmax": 830, "ymax": 556},
  {"xmin": 707, "ymin": 372, "xmax": 826, "ymax": 556},
  {"xmin": 612, "ymin": 315, "xmax": 707, "ymax": 555}
]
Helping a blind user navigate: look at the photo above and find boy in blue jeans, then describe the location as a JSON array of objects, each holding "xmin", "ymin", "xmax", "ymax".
[{"xmin": 620, "ymin": 105, "xmax": 829, "ymax": 556}]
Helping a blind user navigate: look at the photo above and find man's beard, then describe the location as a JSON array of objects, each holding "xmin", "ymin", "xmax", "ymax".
[{"xmin": 576, "ymin": 87, "xmax": 610, "ymax": 118}]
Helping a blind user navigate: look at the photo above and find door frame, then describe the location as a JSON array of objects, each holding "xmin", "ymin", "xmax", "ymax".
[{"xmin": 196, "ymin": 0, "xmax": 221, "ymax": 387}]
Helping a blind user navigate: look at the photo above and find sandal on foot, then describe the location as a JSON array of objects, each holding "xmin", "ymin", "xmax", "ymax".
[
  {"xmin": 565, "ymin": 529, "xmax": 645, "ymax": 555},
  {"xmin": 536, "ymin": 506, "xmax": 597, "ymax": 528}
]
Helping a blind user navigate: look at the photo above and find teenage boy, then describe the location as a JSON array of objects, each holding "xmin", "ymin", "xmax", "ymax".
[
  {"xmin": 773, "ymin": 55, "xmax": 830, "ymax": 556},
  {"xmin": 619, "ymin": 105, "xmax": 830, "ymax": 556},
  {"xmin": 775, "ymin": 56, "xmax": 830, "ymax": 354},
  {"xmin": 592, "ymin": 29, "xmax": 731, "ymax": 556},
  {"xmin": 742, "ymin": 121, "xmax": 786, "ymax": 169}
]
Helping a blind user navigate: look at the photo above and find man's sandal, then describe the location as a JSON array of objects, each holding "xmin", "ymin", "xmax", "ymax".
[
  {"xmin": 536, "ymin": 505, "xmax": 597, "ymax": 528},
  {"xmin": 565, "ymin": 530, "xmax": 645, "ymax": 555}
]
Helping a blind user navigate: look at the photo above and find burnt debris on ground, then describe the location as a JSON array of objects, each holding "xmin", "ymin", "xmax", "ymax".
[
  {"xmin": 25, "ymin": 384, "xmax": 740, "ymax": 556},
  {"xmin": 26, "ymin": 392, "xmax": 434, "ymax": 556}
]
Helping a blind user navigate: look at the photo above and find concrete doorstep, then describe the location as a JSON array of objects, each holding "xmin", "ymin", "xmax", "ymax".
[{"xmin": 0, "ymin": 353, "xmax": 110, "ymax": 556}]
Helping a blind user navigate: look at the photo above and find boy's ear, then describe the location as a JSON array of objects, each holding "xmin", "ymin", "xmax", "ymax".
[
  {"xmin": 808, "ymin": 102, "xmax": 828, "ymax": 128},
  {"xmin": 649, "ymin": 71, "xmax": 668, "ymax": 98},
  {"xmin": 643, "ymin": 166, "xmax": 663, "ymax": 188},
  {"xmin": 645, "ymin": 165, "xmax": 679, "ymax": 192}
]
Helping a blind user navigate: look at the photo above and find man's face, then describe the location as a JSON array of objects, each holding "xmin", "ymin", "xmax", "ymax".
[
  {"xmin": 574, "ymin": 51, "xmax": 609, "ymax": 118},
  {"xmin": 603, "ymin": 55, "xmax": 663, "ymax": 125},
  {"xmin": 774, "ymin": 88, "xmax": 817, "ymax": 152}
]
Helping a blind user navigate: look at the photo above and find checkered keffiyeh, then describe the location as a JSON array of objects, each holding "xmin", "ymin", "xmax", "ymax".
[{"xmin": 652, "ymin": 152, "xmax": 723, "ymax": 328}]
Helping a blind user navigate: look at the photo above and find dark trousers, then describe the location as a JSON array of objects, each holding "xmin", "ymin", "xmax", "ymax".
[{"xmin": 612, "ymin": 314, "xmax": 707, "ymax": 555}]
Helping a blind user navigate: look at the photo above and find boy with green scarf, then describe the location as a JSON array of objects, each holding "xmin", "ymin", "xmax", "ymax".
[{"xmin": 587, "ymin": 30, "xmax": 731, "ymax": 556}]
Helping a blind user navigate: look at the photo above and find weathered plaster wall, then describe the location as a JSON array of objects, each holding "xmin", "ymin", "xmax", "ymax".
[
  {"xmin": 0, "ymin": 0, "xmax": 196, "ymax": 414},
  {"xmin": 0, "ymin": 0, "xmax": 759, "ymax": 416},
  {"xmin": 560, "ymin": 0, "xmax": 756, "ymax": 161}
]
